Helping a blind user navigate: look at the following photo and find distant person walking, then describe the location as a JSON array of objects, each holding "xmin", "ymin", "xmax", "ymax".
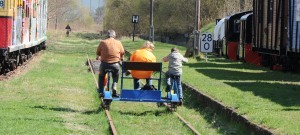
[
  {"xmin": 96, "ymin": 30, "xmax": 125, "ymax": 97},
  {"xmin": 65, "ymin": 24, "xmax": 71, "ymax": 37},
  {"xmin": 162, "ymin": 47, "xmax": 188, "ymax": 105},
  {"xmin": 129, "ymin": 41, "xmax": 156, "ymax": 89}
]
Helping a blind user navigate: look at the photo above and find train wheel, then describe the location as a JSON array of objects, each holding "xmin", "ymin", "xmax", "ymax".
[
  {"xmin": 0, "ymin": 65, "xmax": 3, "ymax": 75},
  {"xmin": 16, "ymin": 54, "xmax": 20, "ymax": 66},
  {"xmin": 9, "ymin": 60, "xmax": 17, "ymax": 71}
]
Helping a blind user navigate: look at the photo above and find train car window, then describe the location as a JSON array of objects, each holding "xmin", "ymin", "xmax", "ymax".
[
  {"xmin": 233, "ymin": 19, "xmax": 241, "ymax": 33},
  {"xmin": 268, "ymin": 0, "xmax": 273, "ymax": 23},
  {"xmin": 0, "ymin": 0, "xmax": 4, "ymax": 8}
]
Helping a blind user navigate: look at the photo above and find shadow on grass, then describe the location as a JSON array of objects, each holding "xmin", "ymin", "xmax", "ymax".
[
  {"xmin": 195, "ymin": 68, "xmax": 300, "ymax": 82},
  {"xmin": 186, "ymin": 58, "xmax": 249, "ymax": 68},
  {"xmin": 32, "ymin": 105, "xmax": 103, "ymax": 114},
  {"xmin": 19, "ymin": 117, "xmax": 66, "ymax": 123},
  {"xmin": 182, "ymin": 90, "xmax": 249, "ymax": 135},
  {"xmin": 75, "ymin": 33, "xmax": 104, "ymax": 40},
  {"xmin": 184, "ymin": 57, "xmax": 300, "ymax": 107},
  {"xmin": 282, "ymin": 108, "xmax": 300, "ymax": 111},
  {"xmin": 225, "ymin": 82, "xmax": 300, "ymax": 107},
  {"xmin": 118, "ymin": 109, "xmax": 170, "ymax": 117}
]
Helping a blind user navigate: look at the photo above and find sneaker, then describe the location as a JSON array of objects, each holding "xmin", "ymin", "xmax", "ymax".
[
  {"xmin": 165, "ymin": 85, "xmax": 171, "ymax": 92},
  {"xmin": 178, "ymin": 99, "xmax": 183, "ymax": 106},
  {"xmin": 112, "ymin": 90, "xmax": 119, "ymax": 97}
]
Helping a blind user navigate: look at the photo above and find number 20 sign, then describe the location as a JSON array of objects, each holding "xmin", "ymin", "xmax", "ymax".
[{"xmin": 200, "ymin": 33, "xmax": 213, "ymax": 53}]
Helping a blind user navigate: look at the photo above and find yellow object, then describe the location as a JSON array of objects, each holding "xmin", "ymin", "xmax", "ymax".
[
  {"xmin": 130, "ymin": 48, "xmax": 156, "ymax": 79},
  {"xmin": 171, "ymin": 90, "xmax": 174, "ymax": 94}
]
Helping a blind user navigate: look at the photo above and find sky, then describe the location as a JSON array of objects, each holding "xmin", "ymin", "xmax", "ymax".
[{"xmin": 81, "ymin": 0, "xmax": 105, "ymax": 12}]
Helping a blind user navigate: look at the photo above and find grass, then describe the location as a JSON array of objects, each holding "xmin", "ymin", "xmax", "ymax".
[
  {"xmin": 2, "ymin": 29, "xmax": 299, "ymax": 134},
  {"xmin": 200, "ymin": 22, "xmax": 216, "ymax": 33},
  {"xmin": 121, "ymin": 36, "xmax": 300, "ymax": 134},
  {"xmin": 186, "ymin": 58, "xmax": 300, "ymax": 134},
  {"xmin": 0, "ymin": 43, "xmax": 108, "ymax": 134},
  {"xmin": 0, "ymin": 31, "xmax": 249, "ymax": 134}
]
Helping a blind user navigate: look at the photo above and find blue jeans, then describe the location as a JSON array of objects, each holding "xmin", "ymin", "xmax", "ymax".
[
  {"xmin": 166, "ymin": 72, "xmax": 183, "ymax": 99},
  {"xmin": 133, "ymin": 78, "xmax": 152, "ymax": 89},
  {"xmin": 98, "ymin": 62, "xmax": 120, "ymax": 93}
]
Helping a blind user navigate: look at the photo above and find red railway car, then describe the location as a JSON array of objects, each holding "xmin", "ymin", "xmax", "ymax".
[
  {"xmin": 224, "ymin": 11, "xmax": 252, "ymax": 61},
  {"xmin": 0, "ymin": 0, "xmax": 47, "ymax": 74},
  {"xmin": 238, "ymin": 13, "xmax": 261, "ymax": 66}
]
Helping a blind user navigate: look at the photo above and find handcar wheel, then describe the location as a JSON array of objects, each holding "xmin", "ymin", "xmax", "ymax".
[
  {"xmin": 170, "ymin": 103, "xmax": 177, "ymax": 112},
  {"xmin": 101, "ymin": 102, "xmax": 110, "ymax": 110},
  {"xmin": 157, "ymin": 102, "xmax": 164, "ymax": 107},
  {"xmin": 102, "ymin": 100, "xmax": 111, "ymax": 110}
]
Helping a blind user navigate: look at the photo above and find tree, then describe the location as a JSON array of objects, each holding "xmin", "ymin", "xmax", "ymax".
[
  {"xmin": 48, "ymin": 0, "xmax": 98, "ymax": 31},
  {"xmin": 103, "ymin": 0, "xmax": 253, "ymax": 37}
]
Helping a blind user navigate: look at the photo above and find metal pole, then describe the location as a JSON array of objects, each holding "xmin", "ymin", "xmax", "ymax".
[
  {"xmin": 149, "ymin": 0, "xmax": 154, "ymax": 42},
  {"xmin": 55, "ymin": 0, "xmax": 57, "ymax": 30},
  {"xmin": 193, "ymin": 0, "xmax": 200, "ymax": 57},
  {"xmin": 133, "ymin": 23, "xmax": 136, "ymax": 41}
]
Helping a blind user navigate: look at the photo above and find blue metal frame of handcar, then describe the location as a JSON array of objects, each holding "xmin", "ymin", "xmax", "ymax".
[{"xmin": 103, "ymin": 61, "xmax": 180, "ymax": 103}]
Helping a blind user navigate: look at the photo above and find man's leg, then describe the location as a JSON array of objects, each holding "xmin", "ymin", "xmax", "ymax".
[
  {"xmin": 176, "ymin": 76, "xmax": 183, "ymax": 105},
  {"xmin": 98, "ymin": 63, "xmax": 106, "ymax": 97},
  {"xmin": 146, "ymin": 79, "xmax": 152, "ymax": 85},
  {"xmin": 176, "ymin": 77, "xmax": 183, "ymax": 99},
  {"xmin": 111, "ymin": 63, "xmax": 120, "ymax": 96},
  {"xmin": 165, "ymin": 72, "xmax": 171, "ymax": 92},
  {"xmin": 133, "ymin": 78, "xmax": 140, "ymax": 89}
]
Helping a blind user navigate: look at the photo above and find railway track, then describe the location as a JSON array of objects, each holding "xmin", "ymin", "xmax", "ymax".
[{"xmin": 87, "ymin": 58, "xmax": 201, "ymax": 135}]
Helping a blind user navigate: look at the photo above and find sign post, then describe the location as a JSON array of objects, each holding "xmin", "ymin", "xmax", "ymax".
[
  {"xmin": 200, "ymin": 33, "xmax": 213, "ymax": 62},
  {"xmin": 132, "ymin": 15, "xmax": 139, "ymax": 41}
]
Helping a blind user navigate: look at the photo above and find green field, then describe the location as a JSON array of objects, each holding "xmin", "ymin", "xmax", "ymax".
[
  {"xmin": 0, "ymin": 31, "xmax": 249, "ymax": 134},
  {"xmin": 0, "ymin": 30, "xmax": 299, "ymax": 134}
]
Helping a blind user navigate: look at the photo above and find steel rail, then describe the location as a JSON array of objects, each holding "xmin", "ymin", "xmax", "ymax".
[
  {"xmin": 125, "ymin": 49, "xmax": 201, "ymax": 135},
  {"xmin": 163, "ymin": 103, "xmax": 201, "ymax": 135},
  {"xmin": 87, "ymin": 57, "xmax": 118, "ymax": 135},
  {"xmin": 88, "ymin": 54, "xmax": 200, "ymax": 135},
  {"xmin": 137, "ymin": 80, "xmax": 201, "ymax": 135}
]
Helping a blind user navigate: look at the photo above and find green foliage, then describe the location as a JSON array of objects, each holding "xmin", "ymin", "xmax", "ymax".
[{"xmin": 103, "ymin": 0, "xmax": 253, "ymax": 39}]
